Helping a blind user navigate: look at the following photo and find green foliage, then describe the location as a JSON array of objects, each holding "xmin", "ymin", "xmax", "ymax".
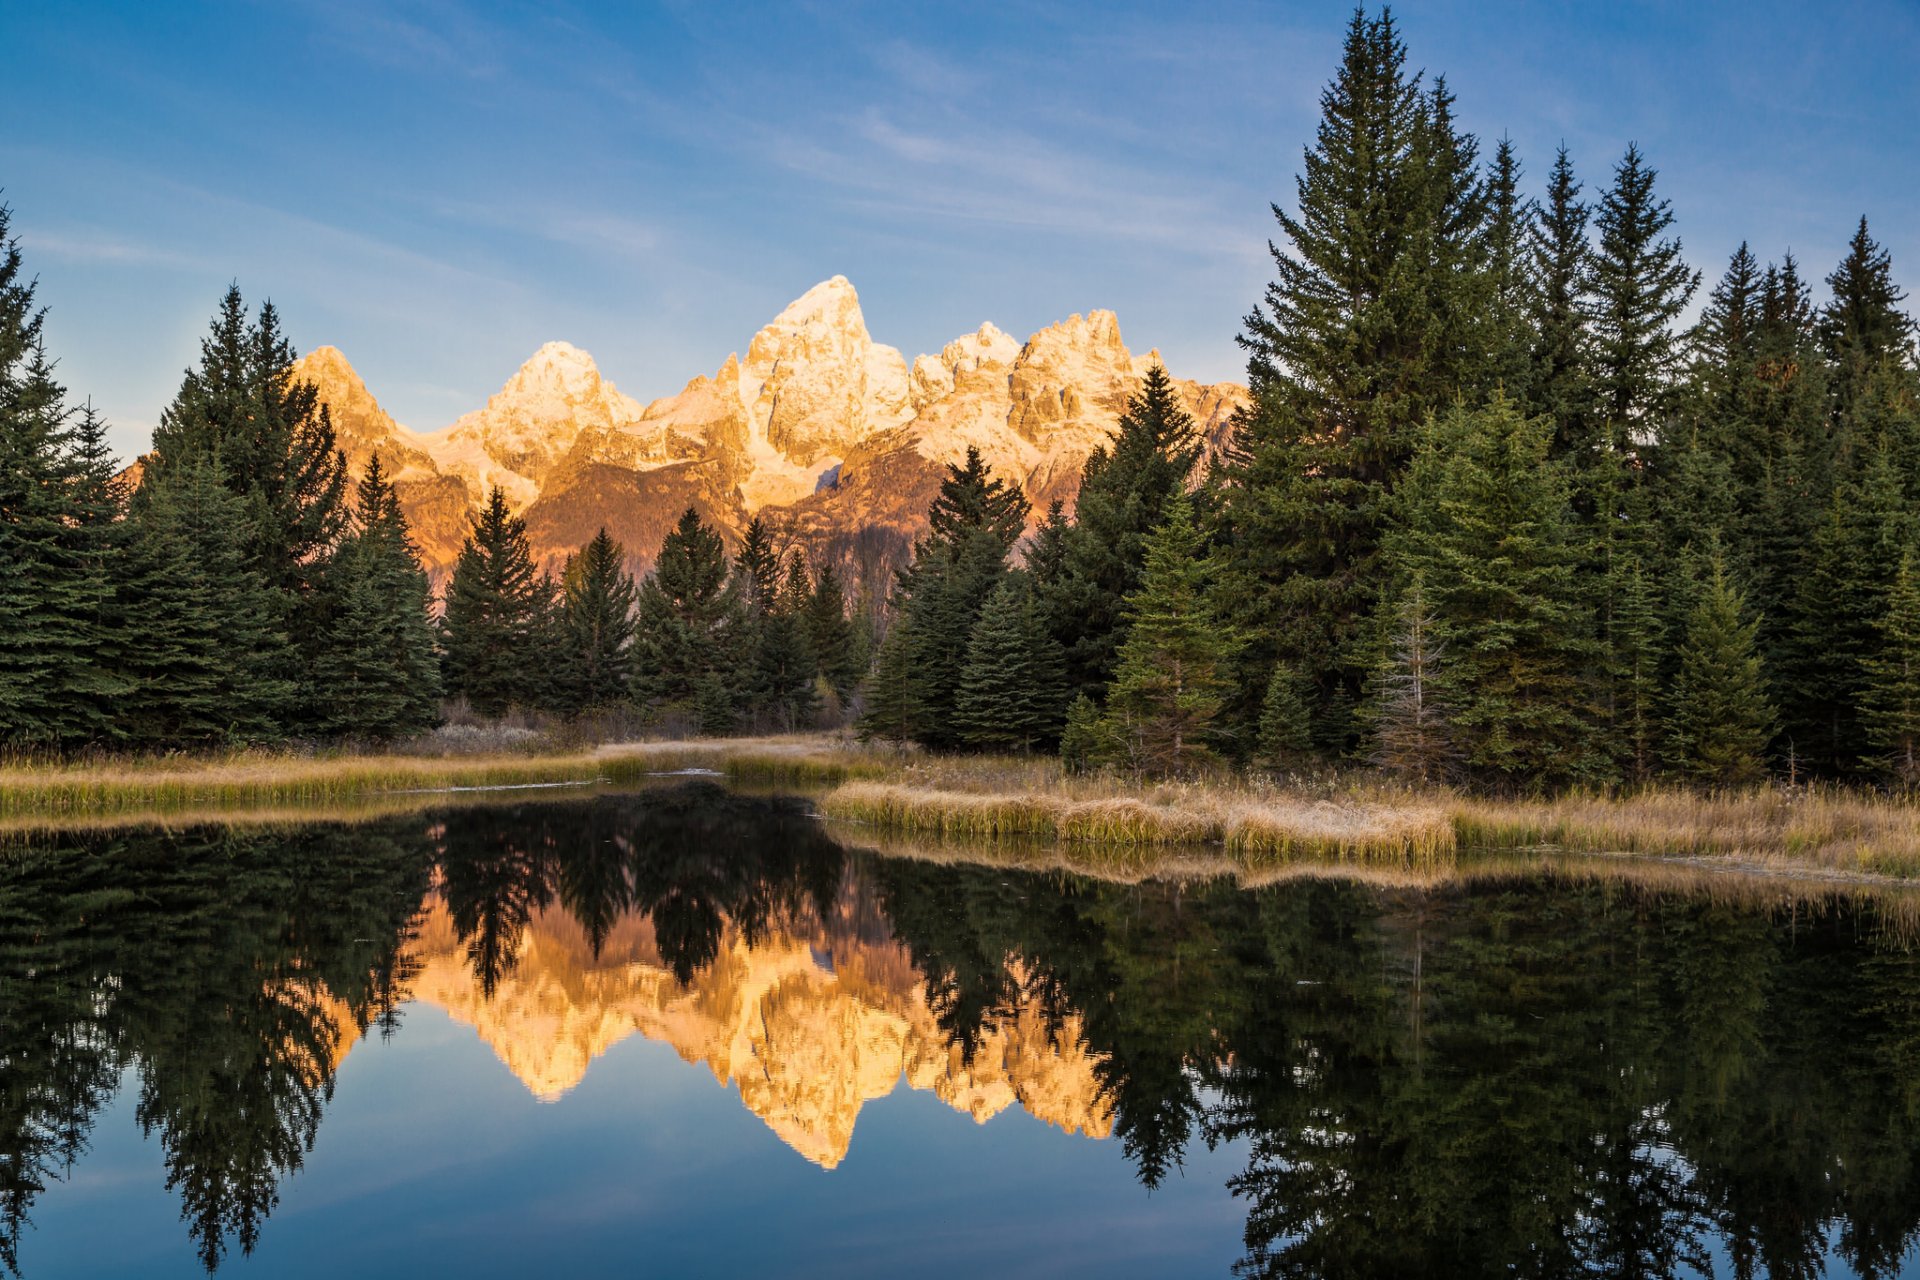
[
  {"xmin": 1863, "ymin": 549, "xmax": 1920, "ymax": 786},
  {"xmin": 1255, "ymin": 660, "xmax": 1316, "ymax": 772},
  {"xmin": 803, "ymin": 560, "xmax": 861, "ymax": 699},
  {"xmin": 955, "ymin": 575, "xmax": 1068, "ymax": 752},
  {"xmin": 749, "ymin": 557, "xmax": 818, "ymax": 731},
  {"xmin": 305, "ymin": 457, "xmax": 442, "ymax": 738},
  {"xmin": 1607, "ymin": 553, "xmax": 1667, "ymax": 783},
  {"xmin": 633, "ymin": 506, "xmax": 747, "ymax": 723},
  {"xmin": 1526, "ymin": 145, "xmax": 1597, "ymax": 454},
  {"xmin": 1041, "ymin": 365, "xmax": 1202, "ymax": 698},
  {"xmin": 1216, "ymin": 8, "xmax": 1499, "ymax": 746},
  {"xmin": 1102, "ymin": 495, "xmax": 1242, "ymax": 775},
  {"xmin": 858, "ymin": 447, "xmax": 1028, "ymax": 750},
  {"xmin": 1364, "ymin": 579, "xmax": 1454, "ymax": 783},
  {"xmin": 1664, "ymin": 552, "xmax": 1775, "ymax": 786},
  {"xmin": 442, "ymin": 487, "xmax": 554, "ymax": 715},
  {"xmin": 1058, "ymin": 693, "xmax": 1120, "ymax": 774},
  {"xmin": 555, "ymin": 527, "xmax": 637, "ymax": 712},
  {"xmin": 0, "ymin": 209, "xmax": 129, "ymax": 746},
  {"xmin": 1395, "ymin": 397, "xmax": 1601, "ymax": 788},
  {"xmin": 1588, "ymin": 143, "xmax": 1700, "ymax": 445},
  {"xmin": 1822, "ymin": 217, "xmax": 1914, "ymax": 415},
  {"xmin": 120, "ymin": 455, "xmax": 296, "ymax": 743}
]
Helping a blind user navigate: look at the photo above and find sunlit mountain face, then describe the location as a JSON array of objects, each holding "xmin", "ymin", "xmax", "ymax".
[{"xmin": 8, "ymin": 785, "xmax": 1920, "ymax": 1277}]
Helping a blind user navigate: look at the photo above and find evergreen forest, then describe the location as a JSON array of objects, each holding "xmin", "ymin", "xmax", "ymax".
[{"xmin": 4, "ymin": 8, "xmax": 1919, "ymax": 793}]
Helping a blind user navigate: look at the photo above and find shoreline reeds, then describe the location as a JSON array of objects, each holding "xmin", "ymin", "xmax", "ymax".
[{"xmin": 8, "ymin": 734, "xmax": 1920, "ymax": 887}]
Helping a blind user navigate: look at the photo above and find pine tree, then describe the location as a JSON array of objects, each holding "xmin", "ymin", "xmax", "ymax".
[
  {"xmin": 1255, "ymin": 661, "xmax": 1316, "ymax": 772},
  {"xmin": 859, "ymin": 621, "xmax": 918, "ymax": 744},
  {"xmin": 1483, "ymin": 136, "xmax": 1535, "ymax": 396},
  {"xmin": 1396, "ymin": 396, "xmax": 1601, "ymax": 787},
  {"xmin": 1103, "ymin": 495, "xmax": 1242, "ymax": 775},
  {"xmin": 750, "ymin": 555, "xmax": 817, "ymax": 732},
  {"xmin": 858, "ymin": 448, "xmax": 1027, "ymax": 749},
  {"xmin": 734, "ymin": 516, "xmax": 782, "ymax": 616},
  {"xmin": 1781, "ymin": 436, "xmax": 1909, "ymax": 772},
  {"xmin": 1664, "ymin": 552, "xmax": 1775, "ymax": 787},
  {"xmin": 633, "ymin": 506, "xmax": 747, "ymax": 723},
  {"xmin": 1044, "ymin": 365, "xmax": 1203, "ymax": 699},
  {"xmin": 442, "ymin": 487, "xmax": 553, "ymax": 715},
  {"xmin": 120, "ymin": 455, "xmax": 295, "ymax": 743},
  {"xmin": 0, "ymin": 210, "xmax": 128, "ymax": 746},
  {"xmin": 1217, "ymin": 8, "xmax": 1494, "ymax": 748},
  {"xmin": 1365, "ymin": 578, "xmax": 1453, "ymax": 783},
  {"xmin": 1863, "ymin": 550, "xmax": 1920, "ymax": 786},
  {"xmin": 803, "ymin": 560, "xmax": 860, "ymax": 699},
  {"xmin": 1058, "ymin": 693, "xmax": 1116, "ymax": 773},
  {"xmin": 955, "ymin": 576, "xmax": 1068, "ymax": 752},
  {"xmin": 1587, "ymin": 143, "xmax": 1700, "ymax": 448},
  {"xmin": 143, "ymin": 287, "xmax": 350, "ymax": 638},
  {"xmin": 555, "ymin": 527, "xmax": 637, "ymax": 712},
  {"xmin": 1609, "ymin": 553, "xmax": 1666, "ymax": 783},
  {"xmin": 1526, "ymin": 145, "xmax": 1597, "ymax": 456},
  {"xmin": 1822, "ymin": 217, "xmax": 1914, "ymax": 416},
  {"xmin": 305, "ymin": 457, "xmax": 442, "ymax": 738}
]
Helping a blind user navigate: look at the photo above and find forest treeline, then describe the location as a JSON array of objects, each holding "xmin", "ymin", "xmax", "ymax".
[{"xmin": 4, "ymin": 8, "xmax": 1920, "ymax": 790}]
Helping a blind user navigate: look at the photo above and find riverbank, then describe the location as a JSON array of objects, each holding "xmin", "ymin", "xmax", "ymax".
[{"xmin": 4, "ymin": 735, "xmax": 1919, "ymax": 882}]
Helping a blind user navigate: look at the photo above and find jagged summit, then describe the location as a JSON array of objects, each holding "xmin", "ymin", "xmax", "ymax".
[{"xmin": 301, "ymin": 278, "xmax": 1248, "ymax": 580}]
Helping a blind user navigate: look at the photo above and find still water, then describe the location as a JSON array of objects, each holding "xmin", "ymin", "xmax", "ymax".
[{"xmin": 4, "ymin": 782, "xmax": 1920, "ymax": 1278}]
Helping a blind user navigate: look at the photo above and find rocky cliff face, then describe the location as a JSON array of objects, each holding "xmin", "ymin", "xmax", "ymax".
[
  {"xmin": 296, "ymin": 278, "xmax": 1247, "ymax": 583},
  {"xmin": 396, "ymin": 890, "xmax": 1113, "ymax": 1168}
]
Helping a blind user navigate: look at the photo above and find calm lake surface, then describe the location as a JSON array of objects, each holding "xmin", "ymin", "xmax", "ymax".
[{"xmin": 5, "ymin": 783, "xmax": 1920, "ymax": 1278}]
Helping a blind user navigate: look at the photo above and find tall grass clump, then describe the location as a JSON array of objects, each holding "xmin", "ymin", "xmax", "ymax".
[
  {"xmin": 820, "ymin": 776, "xmax": 1456, "ymax": 871},
  {"xmin": 1449, "ymin": 783, "xmax": 1920, "ymax": 878}
]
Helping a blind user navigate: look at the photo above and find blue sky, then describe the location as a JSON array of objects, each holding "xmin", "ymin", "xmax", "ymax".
[{"xmin": 3, "ymin": 0, "xmax": 1917, "ymax": 463}]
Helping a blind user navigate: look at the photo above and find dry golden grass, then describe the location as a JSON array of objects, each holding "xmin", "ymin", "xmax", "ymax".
[
  {"xmin": 1450, "ymin": 785, "xmax": 1920, "ymax": 878},
  {"xmin": 0, "ymin": 735, "xmax": 874, "ymax": 828},
  {"xmin": 820, "ymin": 769, "xmax": 1457, "ymax": 871},
  {"xmin": 12, "ymin": 733, "xmax": 1920, "ymax": 888}
]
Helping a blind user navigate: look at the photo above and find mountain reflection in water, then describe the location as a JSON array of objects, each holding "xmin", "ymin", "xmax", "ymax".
[{"xmin": 5, "ymin": 782, "xmax": 1920, "ymax": 1278}]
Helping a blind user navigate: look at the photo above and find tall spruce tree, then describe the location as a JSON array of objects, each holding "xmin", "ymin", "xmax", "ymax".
[
  {"xmin": 1781, "ymin": 436, "xmax": 1910, "ymax": 772},
  {"xmin": 802, "ymin": 560, "xmax": 860, "ymax": 700},
  {"xmin": 442, "ymin": 487, "xmax": 553, "ymax": 715},
  {"xmin": 120, "ymin": 455, "xmax": 295, "ymax": 743},
  {"xmin": 1395, "ymin": 396, "xmax": 1600, "ymax": 788},
  {"xmin": 734, "ymin": 516, "xmax": 782, "ymax": 617},
  {"xmin": 955, "ymin": 575, "xmax": 1068, "ymax": 753},
  {"xmin": 1608, "ymin": 553, "xmax": 1667, "ymax": 784},
  {"xmin": 1216, "ymin": 7, "xmax": 1494, "ymax": 752},
  {"xmin": 1822, "ymin": 217, "xmax": 1914, "ymax": 418},
  {"xmin": 1587, "ymin": 143, "xmax": 1700, "ymax": 449},
  {"xmin": 1101, "ymin": 494, "xmax": 1242, "ymax": 775},
  {"xmin": 1484, "ymin": 136, "xmax": 1535, "ymax": 396},
  {"xmin": 555, "ymin": 527, "xmax": 638, "ymax": 713},
  {"xmin": 1526, "ymin": 146, "xmax": 1597, "ymax": 455},
  {"xmin": 0, "ymin": 211, "xmax": 128, "ymax": 746},
  {"xmin": 1863, "ymin": 549, "xmax": 1920, "ymax": 786},
  {"xmin": 632, "ymin": 506, "xmax": 747, "ymax": 723},
  {"xmin": 858, "ymin": 447, "xmax": 1027, "ymax": 749},
  {"xmin": 750, "ymin": 555, "xmax": 817, "ymax": 732},
  {"xmin": 1044, "ymin": 365, "xmax": 1203, "ymax": 697},
  {"xmin": 306, "ymin": 457, "xmax": 442, "ymax": 738},
  {"xmin": 1664, "ymin": 551, "xmax": 1774, "ymax": 787},
  {"xmin": 143, "ymin": 288, "xmax": 350, "ymax": 638}
]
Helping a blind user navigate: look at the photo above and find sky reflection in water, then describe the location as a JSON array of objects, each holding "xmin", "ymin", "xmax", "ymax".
[{"xmin": 4, "ymin": 783, "xmax": 1920, "ymax": 1278}]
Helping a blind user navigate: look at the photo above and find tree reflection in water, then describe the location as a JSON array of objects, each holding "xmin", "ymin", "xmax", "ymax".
[{"xmin": 3, "ymin": 784, "xmax": 1920, "ymax": 1277}]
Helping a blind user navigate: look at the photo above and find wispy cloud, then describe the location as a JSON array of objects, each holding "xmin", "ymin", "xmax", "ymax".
[{"xmin": 17, "ymin": 228, "xmax": 207, "ymax": 270}]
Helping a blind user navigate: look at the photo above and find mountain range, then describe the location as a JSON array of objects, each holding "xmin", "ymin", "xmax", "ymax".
[
  {"xmin": 296, "ymin": 277, "xmax": 1249, "ymax": 582},
  {"xmin": 321, "ymin": 884, "xmax": 1112, "ymax": 1169}
]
